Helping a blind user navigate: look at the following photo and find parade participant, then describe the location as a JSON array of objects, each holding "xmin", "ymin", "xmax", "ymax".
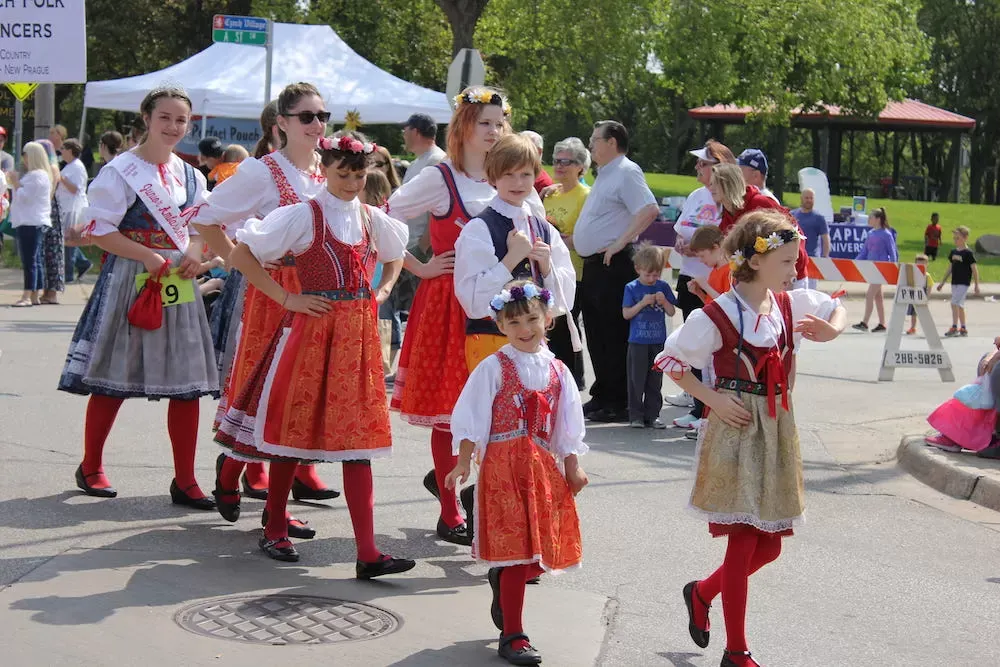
[
  {"xmin": 253, "ymin": 101, "xmax": 280, "ymax": 159},
  {"xmin": 387, "ymin": 86, "xmax": 546, "ymax": 545},
  {"xmin": 851, "ymin": 207, "xmax": 899, "ymax": 333},
  {"xmin": 655, "ymin": 210, "xmax": 846, "ymax": 667},
  {"xmin": 189, "ymin": 83, "xmax": 340, "ymax": 521},
  {"xmin": 445, "ymin": 280, "xmax": 588, "ymax": 666},
  {"xmin": 222, "ymin": 132, "xmax": 414, "ymax": 576},
  {"xmin": 58, "ymin": 87, "xmax": 219, "ymax": 507}
]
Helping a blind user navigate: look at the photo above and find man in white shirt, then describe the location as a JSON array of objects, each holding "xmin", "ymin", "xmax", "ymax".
[
  {"xmin": 56, "ymin": 139, "xmax": 92, "ymax": 281},
  {"xmin": 738, "ymin": 148, "xmax": 780, "ymax": 203},
  {"xmin": 572, "ymin": 120, "xmax": 659, "ymax": 422}
]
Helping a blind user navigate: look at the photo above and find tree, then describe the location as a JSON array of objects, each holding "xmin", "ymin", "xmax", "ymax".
[{"xmin": 433, "ymin": 0, "xmax": 491, "ymax": 55}]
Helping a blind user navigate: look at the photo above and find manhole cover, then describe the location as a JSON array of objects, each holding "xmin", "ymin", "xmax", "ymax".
[{"xmin": 175, "ymin": 594, "xmax": 401, "ymax": 645}]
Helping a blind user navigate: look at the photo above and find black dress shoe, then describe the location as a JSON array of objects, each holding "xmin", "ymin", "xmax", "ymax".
[
  {"xmin": 582, "ymin": 399, "xmax": 601, "ymax": 416},
  {"xmin": 460, "ymin": 484, "xmax": 475, "ymax": 541},
  {"xmin": 170, "ymin": 480, "xmax": 217, "ymax": 510},
  {"xmin": 259, "ymin": 536, "xmax": 299, "ymax": 562},
  {"xmin": 488, "ymin": 567, "xmax": 504, "ymax": 630},
  {"xmin": 423, "ymin": 469, "xmax": 440, "ymax": 499},
  {"xmin": 436, "ymin": 517, "xmax": 472, "ymax": 546},
  {"xmin": 291, "ymin": 477, "xmax": 341, "ymax": 502},
  {"xmin": 683, "ymin": 581, "xmax": 711, "ymax": 648},
  {"xmin": 721, "ymin": 650, "xmax": 760, "ymax": 667},
  {"xmin": 262, "ymin": 509, "xmax": 316, "ymax": 540},
  {"xmin": 213, "ymin": 453, "xmax": 241, "ymax": 522},
  {"xmin": 355, "ymin": 555, "xmax": 416, "ymax": 579},
  {"xmin": 498, "ymin": 633, "xmax": 542, "ymax": 665},
  {"xmin": 241, "ymin": 472, "xmax": 268, "ymax": 500},
  {"xmin": 587, "ymin": 408, "xmax": 629, "ymax": 423},
  {"xmin": 75, "ymin": 464, "xmax": 117, "ymax": 498}
]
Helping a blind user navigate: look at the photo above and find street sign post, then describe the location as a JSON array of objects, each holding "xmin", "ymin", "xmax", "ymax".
[
  {"xmin": 5, "ymin": 83, "xmax": 36, "ymax": 169},
  {"xmin": 446, "ymin": 49, "xmax": 486, "ymax": 109},
  {"xmin": 210, "ymin": 16, "xmax": 274, "ymax": 139}
]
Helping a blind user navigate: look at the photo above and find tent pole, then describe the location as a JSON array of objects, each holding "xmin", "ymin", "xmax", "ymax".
[
  {"xmin": 201, "ymin": 115, "xmax": 208, "ymax": 139},
  {"xmin": 78, "ymin": 106, "xmax": 87, "ymax": 142}
]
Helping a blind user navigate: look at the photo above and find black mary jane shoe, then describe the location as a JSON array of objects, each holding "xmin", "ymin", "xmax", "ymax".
[
  {"xmin": 262, "ymin": 509, "xmax": 316, "ymax": 540},
  {"xmin": 241, "ymin": 472, "xmax": 268, "ymax": 500},
  {"xmin": 213, "ymin": 453, "xmax": 241, "ymax": 522},
  {"xmin": 720, "ymin": 649, "xmax": 761, "ymax": 667},
  {"xmin": 460, "ymin": 484, "xmax": 476, "ymax": 540},
  {"xmin": 683, "ymin": 580, "xmax": 711, "ymax": 648},
  {"xmin": 423, "ymin": 469, "xmax": 440, "ymax": 499},
  {"xmin": 488, "ymin": 567, "xmax": 504, "ymax": 631},
  {"xmin": 290, "ymin": 477, "xmax": 341, "ymax": 502},
  {"xmin": 170, "ymin": 480, "xmax": 217, "ymax": 510},
  {"xmin": 497, "ymin": 633, "xmax": 542, "ymax": 666},
  {"xmin": 258, "ymin": 535, "xmax": 299, "ymax": 562},
  {"xmin": 355, "ymin": 555, "xmax": 416, "ymax": 580},
  {"xmin": 436, "ymin": 517, "xmax": 472, "ymax": 546},
  {"xmin": 75, "ymin": 464, "xmax": 118, "ymax": 498}
]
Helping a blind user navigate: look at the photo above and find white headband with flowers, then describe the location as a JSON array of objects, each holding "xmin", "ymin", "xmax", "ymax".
[
  {"xmin": 454, "ymin": 87, "xmax": 512, "ymax": 116},
  {"xmin": 729, "ymin": 228, "xmax": 805, "ymax": 271},
  {"xmin": 319, "ymin": 135, "xmax": 377, "ymax": 155}
]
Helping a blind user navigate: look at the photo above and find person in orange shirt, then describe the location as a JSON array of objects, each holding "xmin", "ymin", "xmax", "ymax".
[
  {"xmin": 208, "ymin": 145, "xmax": 249, "ymax": 186},
  {"xmin": 687, "ymin": 225, "xmax": 731, "ymax": 303}
]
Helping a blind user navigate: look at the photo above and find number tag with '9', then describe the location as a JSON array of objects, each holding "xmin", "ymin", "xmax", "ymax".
[{"xmin": 135, "ymin": 269, "xmax": 196, "ymax": 307}]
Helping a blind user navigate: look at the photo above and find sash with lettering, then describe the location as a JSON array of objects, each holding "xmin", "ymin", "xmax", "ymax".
[{"xmin": 110, "ymin": 152, "xmax": 191, "ymax": 253}]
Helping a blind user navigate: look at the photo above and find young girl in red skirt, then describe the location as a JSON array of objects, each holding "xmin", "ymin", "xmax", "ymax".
[
  {"xmin": 222, "ymin": 133, "xmax": 414, "ymax": 577},
  {"xmin": 388, "ymin": 87, "xmax": 547, "ymax": 546},
  {"xmin": 654, "ymin": 211, "xmax": 846, "ymax": 666},
  {"xmin": 446, "ymin": 280, "xmax": 589, "ymax": 666}
]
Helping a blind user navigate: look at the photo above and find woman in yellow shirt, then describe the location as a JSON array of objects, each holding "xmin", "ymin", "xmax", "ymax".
[{"xmin": 543, "ymin": 136, "xmax": 590, "ymax": 389}]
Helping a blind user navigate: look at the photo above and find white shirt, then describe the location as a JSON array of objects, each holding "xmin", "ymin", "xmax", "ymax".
[
  {"xmin": 55, "ymin": 157, "xmax": 89, "ymax": 225},
  {"xmin": 387, "ymin": 159, "xmax": 546, "ymax": 231},
  {"xmin": 10, "ymin": 170, "xmax": 52, "ymax": 228},
  {"xmin": 572, "ymin": 154, "xmax": 656, "ymax": 257},
  {"xmin": 450, "ymin": 344, "xmax": 588, "ymax": 460},
  {"xmin": 236, "ymin": 189, "xmax": 408, "ymax": 265},
  {"xmin": 761, "ymin": 187, "xmax": 780, "ymax": 204},
  {"xmin": 454, "ymin": 196, "xmax": 577, "ymax": 319},
  {"xmin": 188, "ymin": 151, "xmax": 326, "ymax": 238},
  {"xmin": 82, "ymin": 153, "xmax": 207, "ymax": 237},
  {"xmin": 400, "ymin": 144, "xmax": 446, "ymax": 249},
  {"xmin": 656, "ymin": 289, "xmax": 837, "ymax": 371},
  {"xmin": 673, "ymin": 186, "xmax": 721, "ymax": 279}
]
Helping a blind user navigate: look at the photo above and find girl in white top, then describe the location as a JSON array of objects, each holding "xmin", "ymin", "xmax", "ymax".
[
  {"xmin": 189, "ymin": 83, "xmax": 339, "ymax": 518},
  {"xmin": 7, "ymin": 141, "xmax": 54, "ymax": 306}
]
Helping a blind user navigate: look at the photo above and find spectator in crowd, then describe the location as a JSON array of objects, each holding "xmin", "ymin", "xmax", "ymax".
[
  {"xmin": 401, "ymin": 113, "xmax": 446, "ymax": 256},
  {"xmin": 372, "ymin": 145, "xmax": 402, "ymax": 191},
  {"xmin": 544, "ymin": 136, "xmax": 591, "ymax": 389},
  {"xmin": 0, "ymin": 126, "xmax": 14, "ymax": 172},
  {"xmin": 7, "ymin": 142, "xmax": 54, "ymax": 307},
  {"xmin": 737, "ymin": 148, "xmax": 778, "ymax": 202},
  {"xmin": 36, "ymin": 139, "xmax": 66, "ymax": 302},
  {"xmin": 937, "ymin": 225, "xmax": 980, "ymax": 337},
  {"xmin": 791, "ymin": 187, "xmax": 830, "ymax": 289},
  {"xmin": 852, "ymin": 207, "xmax": 898, "ymax": 333},
  {"xmin": 925, "ymin": 212, "xmax": 943, "ymax": 261},
  {"xmin": 208, "ymin": 144, "xmax": 249, "ymax": 186},
  {"xmin": 48, "ymin": 124, "xmax": 67, "ymax": 154},
  {"xmin": 57, "ymin": 138, "xmax": 92, "ymax": 284},
  {"xmin": 98, "ymin": 131, "xmax": 123, "ymax": 172},
  {"xmin": 573, "ymin": 120, "xmax": 659, "ymax": 422},
  {"xmin": 198, "ymin": 137, "xmax": 225, "ymax": 188},
  {"xmin": 521, "ymin": 130, "xmax": 554, "ymax": 194}
]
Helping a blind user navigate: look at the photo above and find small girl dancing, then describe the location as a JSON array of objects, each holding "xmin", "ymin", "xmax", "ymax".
[
  {"xmin": 654, "ymin": 210, "xmax": 846, "ymax": 667},
  {"xmin": 446, "ymin": 280, "xmax": 588, "ymax": 666}
]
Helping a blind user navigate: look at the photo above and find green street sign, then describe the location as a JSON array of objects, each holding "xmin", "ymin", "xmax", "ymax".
[
  {"xmin": 212, "ymin": 28, "xmax": 267, "ymax": 45},
  {"xmin": 212, "ymin": 15, "xmax": 269, "ymax": 46}
]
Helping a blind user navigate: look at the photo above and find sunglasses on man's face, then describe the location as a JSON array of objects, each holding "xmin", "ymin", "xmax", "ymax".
[
  {"xmin": 282, "ymin": 110, "xmax": 332, "ymax": 125},
  {"xmin": 553, "ymin": 158, "xmax": 578, "ymax": 167}
]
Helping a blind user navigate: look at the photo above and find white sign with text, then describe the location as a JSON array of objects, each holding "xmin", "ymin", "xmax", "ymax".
[{"xmin": 0, "ymin": 1, "xmax": 87, "ymax": 83}]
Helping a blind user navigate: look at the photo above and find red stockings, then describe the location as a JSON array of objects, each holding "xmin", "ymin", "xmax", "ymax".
[
  {"xmin": 431, "ymin": 427, "xmax": 464, "ymax": 528},
  {"xmin": 500, "ymin": 563, "xmax": 545, "ymax": 650},
  {"xmin": 82, "ymin": 394, "xmax": 125, "ymax": 488},
  {"xmin": 294, "ymin": 463, "xmax": 325, "ymax": 490}
]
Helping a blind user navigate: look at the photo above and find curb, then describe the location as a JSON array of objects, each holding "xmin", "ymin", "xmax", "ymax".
[{"xmin": 897, "ymin": 435, "xmax": 1000, "ymax": 511}]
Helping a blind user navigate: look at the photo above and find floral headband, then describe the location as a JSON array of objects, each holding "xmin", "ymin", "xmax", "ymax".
[
  {"xmin": 454, "ymin": 87, "xmax": 512, "ymax": 116},
  {"xmin": 729, "ymin": 228, "xmax": 805, "ymax": 270},
  {"xmin": 489, "ymin": 283, "xmax": 553, "ymax": 314},
  {"xmin": 319, "ymin": 135, "xmax": 377, "ymax": 155}
]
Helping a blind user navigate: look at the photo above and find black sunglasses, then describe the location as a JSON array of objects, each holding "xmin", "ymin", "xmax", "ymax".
[
  {"xmin": 553, "ymin": 158, "xmax": 579, "ymax": 167},
  {"xmin": 282, "ymin": 110, "xmax": 332, "ymax": 124}
]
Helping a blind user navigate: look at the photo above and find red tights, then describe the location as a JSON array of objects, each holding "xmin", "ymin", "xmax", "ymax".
[
  {"xmin": 263, "ymin": 461, "xmax": 380, "ymax": 562},
  {"xmin": 691, "ymin": 532, "xmax": 782, "ymax": 659},
  {"xmin": 82, "ymin": 395, "xmax": 205, "ymax": 498},
  {"xmin": 431, "ymin": 427, "xmax": 463, "ymax": 528},
  {"xmin": 218, "ymin": 458, "xmax": 327, "ymax": 493},
  {"xmin": 500, "ymin": 563, "xmax": 545, "ymax": 650}
]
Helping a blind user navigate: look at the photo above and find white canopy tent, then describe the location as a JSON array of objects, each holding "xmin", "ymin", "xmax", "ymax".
[{"xmin": 82, "ymin": 22, "xmax": 453, "ymax": 128}]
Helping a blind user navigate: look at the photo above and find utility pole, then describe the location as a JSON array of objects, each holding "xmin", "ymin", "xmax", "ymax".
[{"xmin": 33, "ymin": 83, "xmax": 55, "ymax": 141}]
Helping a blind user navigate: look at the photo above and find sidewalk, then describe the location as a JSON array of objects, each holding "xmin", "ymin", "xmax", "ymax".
[{"xmin": 897, "ymin": 435, "xmax": 1000, "ymax": 511}]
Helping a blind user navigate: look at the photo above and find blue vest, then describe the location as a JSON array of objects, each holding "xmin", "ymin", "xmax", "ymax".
[
  {"xmin": 120, "ymin": 162, "xmax": 198, "ymax": 234},
  {"xmin": 466, "ymin": 205, "xmax": 551, "ymax": 336}
]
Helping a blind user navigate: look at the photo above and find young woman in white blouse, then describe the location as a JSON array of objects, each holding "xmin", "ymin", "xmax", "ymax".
[{"xmin": 7, "ymin": 141, "xmax": 54, "ymax": 307}]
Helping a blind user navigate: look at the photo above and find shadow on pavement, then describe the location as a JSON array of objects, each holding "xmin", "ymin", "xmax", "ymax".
[{"xmin": 383, "ymin": 639, "xmax": 503, "ymax": 666}]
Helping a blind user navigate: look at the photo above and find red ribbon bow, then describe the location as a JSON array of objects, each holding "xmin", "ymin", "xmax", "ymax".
[
  {"xmin": 753, "ymin": 349, "xmax": 788, "ymax": 419},
  {"xmin": 523, "ymin": 391, "xmax": 552, "ymax": 437}
]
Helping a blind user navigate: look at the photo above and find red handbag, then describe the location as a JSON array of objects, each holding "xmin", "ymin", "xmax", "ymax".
[{"xmin": 128, "ymin": 264, "xmax": 170, "ymax": 331}]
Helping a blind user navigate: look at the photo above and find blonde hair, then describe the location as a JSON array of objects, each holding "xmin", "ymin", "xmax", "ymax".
[
  {"xmin": 689, "ymin": 225, "xmax": 725, "ymax": 251},
  {"xmin": 362, "ymin": 169, "xmax": 391, "ymax": 208},
  {"xmin": 484, "ymin": 134, "xmax": 540, "ymax": 185},
  {"xmin": 222, "ymin": 144, "xmax": 249, "ymax": 163},
  {"xmin": 722, "ymin": 210, "xmax": 798, "ymax": 283},
  {"xmin": 447, "ymin": 86, "xmax": 511, "ymax": 175},
  {"xmin": 711, "ymin": 163, "xmax": 746, "ymax": 213},
  {"xmin": 22, "ymin": 141, "xmax": 55, "ymax": 195},
  {"xmin": 633, "ymin": 241, "xmax": 664, "ymax": 273},
  {"xmin": 954, "ymin": 225, "xmax": 970, "ymax": 239}
]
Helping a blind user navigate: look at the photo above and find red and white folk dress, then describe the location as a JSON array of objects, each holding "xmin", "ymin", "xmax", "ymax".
[
  {"xmin": 216, "ymin": 189, "xmax": 408, "ymax": 462},
  {"xmin": 450, "ymin": 345, "xmax": 587, "ymax": 572}
]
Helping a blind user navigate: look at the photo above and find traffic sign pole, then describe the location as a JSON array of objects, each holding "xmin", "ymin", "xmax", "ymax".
[
  {"xmin": 264, "ymin": 19, "xmax": 273, "ymax": 104},
  {"xmin": 13, "ymin": 98, "xmax": 22, "ymax": 169}
]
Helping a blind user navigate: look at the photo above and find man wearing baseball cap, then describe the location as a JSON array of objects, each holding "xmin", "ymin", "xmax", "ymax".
[
  {"xmin": 0, "ymin": 127, "xmax": 13, "ymax": 173},
  {"xmin": 737, "ymin": 148, "xmax": 780, "ymax": 203}
]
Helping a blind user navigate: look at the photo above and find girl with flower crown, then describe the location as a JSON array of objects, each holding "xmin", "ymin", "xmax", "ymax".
[
  {"xmin": 445, "ymin": 279, "xmax": 588, "ymax": 666},
  {"xmin": 653, "ymin": 210, "xmax": 846, "ymax": 667},
  {"xmin": 219, "ymin": 132, "xmax": 414, "ymax": 577},
  {"xmin": 188, "ymin": 83, "xmax": 340, "ymax": 534},
  {"xmin": 387, "ymin": 86, "xmax": 548, "ymax": 546}
]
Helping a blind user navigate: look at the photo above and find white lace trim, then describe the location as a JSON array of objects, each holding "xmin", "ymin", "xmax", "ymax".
[
  {"xmin": 254, "ymin": 441, "xmax": 392, "ymax": 463},
  {"xmin": 476, "ymin": 556, "xmax": 582, "ymax": 576},
  {"xmin": 685, "ymin": 503, "xmax": 804, "ymax": 533}
]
